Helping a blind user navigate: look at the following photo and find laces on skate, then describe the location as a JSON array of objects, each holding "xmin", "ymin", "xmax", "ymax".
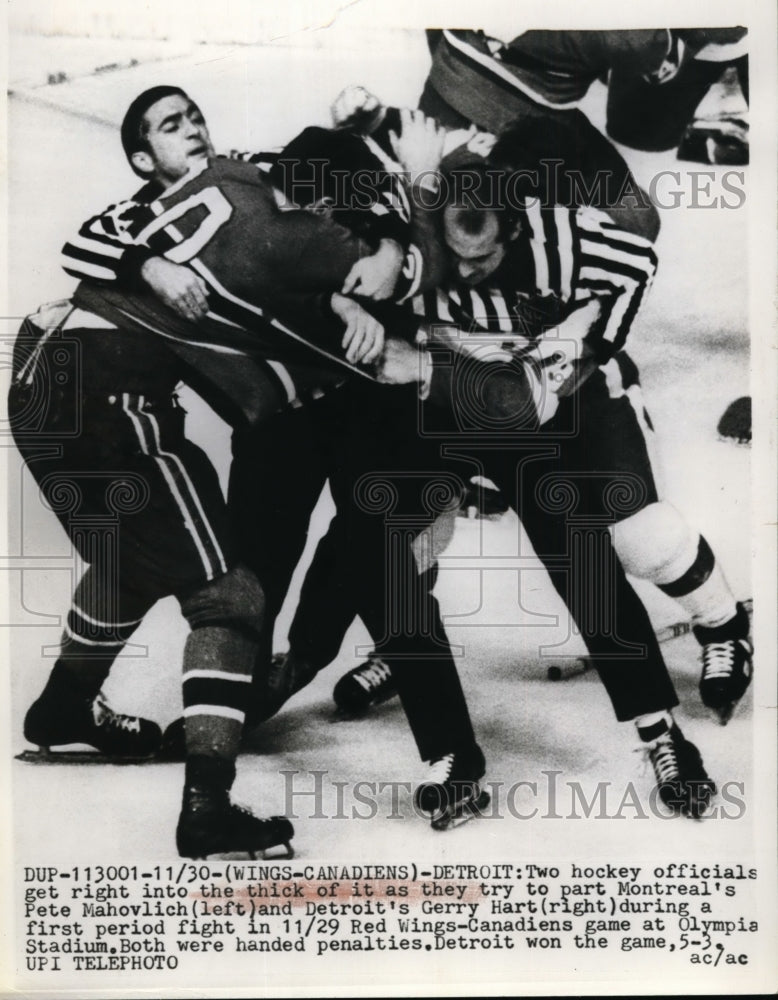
[
  {"xmin": 414, "ymin": 747, "xmax": 489, "ymax": 831},
  {"xmin": 332, "ymin": 653, "xmax": 397, "ymax": 716},
  {"xmin": 639, "ymin": 724, "xmax": 716, "ymax": 820},
  {"xmin": 425, "ymin": 752, "xmax": 455, "ymax": 785},
  {"xmin": 92, "ymin": 692, "xmax": 142, "ymax": 733},
  {"xmin": 699, "ymin": 637, "xmax": 753, "ymax": 725},
  {"xmin": 695, "ymin": 603, "xmax": 753, "ymax": 725},
  {"xmin": 354, "ymin": 656, "xmax": 393, "ymax": 693},
  {"xmin": 19, "ymin": 685, "xmax": 162, "ymax": 763},
  {"xmin": 646, "ymin": 734, "xmax": 678, "ymax": 785}
]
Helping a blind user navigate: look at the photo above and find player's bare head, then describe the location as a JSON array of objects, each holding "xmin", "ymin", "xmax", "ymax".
[
  {"xmin": 121, "ymin": 86, "xmax": 214, "ymax": 185},
  {"xmin": 442, "ymin": 166, "xmax": 520, "ymax": 285}
]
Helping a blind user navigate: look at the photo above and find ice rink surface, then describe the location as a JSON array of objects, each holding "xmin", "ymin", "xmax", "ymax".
[{"xmin": 6, "ymin": 29, "xmax": 753, "ymax": 869}]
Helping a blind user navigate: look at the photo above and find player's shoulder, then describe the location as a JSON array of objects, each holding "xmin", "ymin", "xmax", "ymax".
[
  {"xmin": 206, "ymin": 155, "xmax": 273, "ymax": 184},
  {"xmin": 155, "ymin": 157, "xmax": 275, "ymax": 210}
]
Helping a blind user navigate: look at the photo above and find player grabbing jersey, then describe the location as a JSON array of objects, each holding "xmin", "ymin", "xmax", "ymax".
[
  {"xmin": 241, "ymin": 103, "xmax": 718, "ymax": 818},
  {"xmin": 50, "ymin": 86, "xmax": 488, "ymax": 832}
]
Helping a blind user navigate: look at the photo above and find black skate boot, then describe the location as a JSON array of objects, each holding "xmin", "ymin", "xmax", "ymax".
[
  {"xmin": 332, "ymin": 653, "xmax": 397, "ymax": 716},
  {"xmin": 247, "ymin": 651, "xmax": 319, "ymax": 727},
  {"xmin": 414, "ymin": 744, "xmax": 489, "ymax": 831},
  {"xmin": 24, "ymin": 670, "xmax": 161, "ymax": 761},
  {"xmin": 176, "ymin": 756, "xmax": 294, "ymax": 860},
  {"xmin": 694, "ymin": 603, "xmax": 753, "ymax": 724},
  {"xmin": 642, "ymin": 720, "xmax": 716, "ymax": 819}
]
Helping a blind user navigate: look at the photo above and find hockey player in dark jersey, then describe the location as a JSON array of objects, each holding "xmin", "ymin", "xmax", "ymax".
[
  {"xmin": 42, "ymin": 87, "xmax": 489, "ymax": 833},
  {"xmin": 420, "ymin": 27, "xmax": 748, "ymax": 156},
  {"xmin": 11, "ymin": 86, "xmax": 409, "ymax": 856},
  {"xmin": 10, "ymin": 85, "xmax": 388, "ymax": 857}
]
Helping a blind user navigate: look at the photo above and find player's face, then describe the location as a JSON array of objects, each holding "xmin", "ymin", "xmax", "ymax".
[
  {"xmin": 443, "ymin": 207, "xmax": 509, "ymax": 286},
  {"xmin": 134, "ymin": 95, "xmax": 214, "ymax": 187}
]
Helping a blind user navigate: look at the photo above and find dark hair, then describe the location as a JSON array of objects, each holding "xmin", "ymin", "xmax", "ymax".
[
  {"xmin": 120, "ymin": 85, "xmax": 190, "ymax": 172},
  {"xmin": 442, "ymin": 162, "xmax": 521, "ymax": 242}
]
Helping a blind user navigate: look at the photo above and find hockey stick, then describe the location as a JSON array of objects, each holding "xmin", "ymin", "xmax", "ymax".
[{"xmin": 546, "ymin": 598, "xmax": 753, "ymax": 680}]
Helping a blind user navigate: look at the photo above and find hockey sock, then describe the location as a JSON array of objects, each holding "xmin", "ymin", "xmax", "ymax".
[
  {"xmin": 635, "ymin": 711, "xmax": 673, "ymax": 742},
  {"xmin": 658, "ymin": 536, "xmax": 738, "ymax": 629},
  {"xmin": 53, "ymin": 568, "xmax": 148, "ymax": 698},
  {"xmin": 182, "ymin": 626, "xmax": 254, "ymax": 760},
  {"xmin": 184, "ymin": 754, "xmax": 236, "ymax": 796}
]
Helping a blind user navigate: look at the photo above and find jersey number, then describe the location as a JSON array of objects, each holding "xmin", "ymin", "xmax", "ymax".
[{"xmin": 138, "ymin": 187, "xmax": 233, "ymax": 264}]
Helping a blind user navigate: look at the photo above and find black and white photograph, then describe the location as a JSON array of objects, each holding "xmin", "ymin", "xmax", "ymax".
[{"xmin": 2, "ymin": 0, "xmax": 776, "ymax": 995}]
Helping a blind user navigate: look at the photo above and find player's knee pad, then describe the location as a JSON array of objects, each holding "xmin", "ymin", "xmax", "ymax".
[
  {"xmin": 178, "ymin": 564, "xmax": 265, "ymax": 639},
  {"xmin": 611, "ymin": 501, "xmax": 699, "ymax": 585}
]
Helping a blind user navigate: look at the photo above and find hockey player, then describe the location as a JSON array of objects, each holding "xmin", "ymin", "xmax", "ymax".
[
  {"xmin": 324, "ymin": 90, "xmax": 752, "ymax": 730},
  {"xmin": 10, "ymin": 85, "xmax": 402, "ymax": 857},
  {"xmin": 12, "ymin": 85, "xmax": 397, "ymax": 857},
  {"xmin": 49, "ymin": 87, "xmax": 488, "ymax": 831},
  {"xmin": 417, "ymin": 28, "xmax": 664, "ymax": 241}
]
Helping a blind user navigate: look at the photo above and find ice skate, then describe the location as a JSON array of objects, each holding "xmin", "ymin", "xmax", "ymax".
[
  {"xmin": 22, "ymin": 686, "xmax": 161, "ymax": 763},
  {"xmin": 694, "ymin": 603, "xmax": 753, "ymax": 725},
  {"xmin": 643, "ymin": 721, "xmax": 716, "ymax": 819},
  {"xmin": 176, "ymin": 786, "xmax": 294, "ymax": 860},
  {"xmin": 332, "ymin": 653, "xmax": 396, "ymax": 716},
  {"xmin": 414, "ymin": 745, "xmax": 489, "ymax": 831}
]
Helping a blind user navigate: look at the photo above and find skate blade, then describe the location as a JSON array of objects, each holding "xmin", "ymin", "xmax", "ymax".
[
  {"xmin": 714, "ymin": 703, "xmax": 736, "ymax": 726},
  {"xmin": 185, "ymin": 842, "xmax": 295, "ymax": 862},
  {"xmin": 666, "ymin": 783, "xmax": 717, "ymax": 822},
  {"xmin": 16, "ymin": 747, "xmax": 160, "ymax": 765},
  {"xmin": 682, "ymin": 798, "xmax": 716, "ymax": 822},
  {"xmin": 707, "ymin": 676, "xmax": 752, "ymax": 726},
  {"xmin": 258, "ymin": 841, "xmax": 295, "ymax": 861},
  {"xmin": 431, "ymin": 789, "xmax": 491, "ymax": 832},
  {"xmin": 711, "ymin": 694, "xmax": 749, "ymax": 726}
]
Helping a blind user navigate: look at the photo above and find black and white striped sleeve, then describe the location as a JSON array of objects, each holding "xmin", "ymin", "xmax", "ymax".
[
  {"xmin": 569, "ymin": 207, "xmax": 658, "ymax": 361},
  {"xmin": 61, "ymin": 200, "xmax": 158, "ymax": 288}
]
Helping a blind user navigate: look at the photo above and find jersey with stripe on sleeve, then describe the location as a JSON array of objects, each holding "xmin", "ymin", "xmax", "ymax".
[
  {"xmin": 415, "ymin": 202, "xmax": 657, "ymax": 364},
  {"xmin": 62, "ymin": 153, "xmax": 437, "ymax": 312},
  {"xmin": 59, "ymin": 155, "xmax": 431, "ymax": 422}
]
